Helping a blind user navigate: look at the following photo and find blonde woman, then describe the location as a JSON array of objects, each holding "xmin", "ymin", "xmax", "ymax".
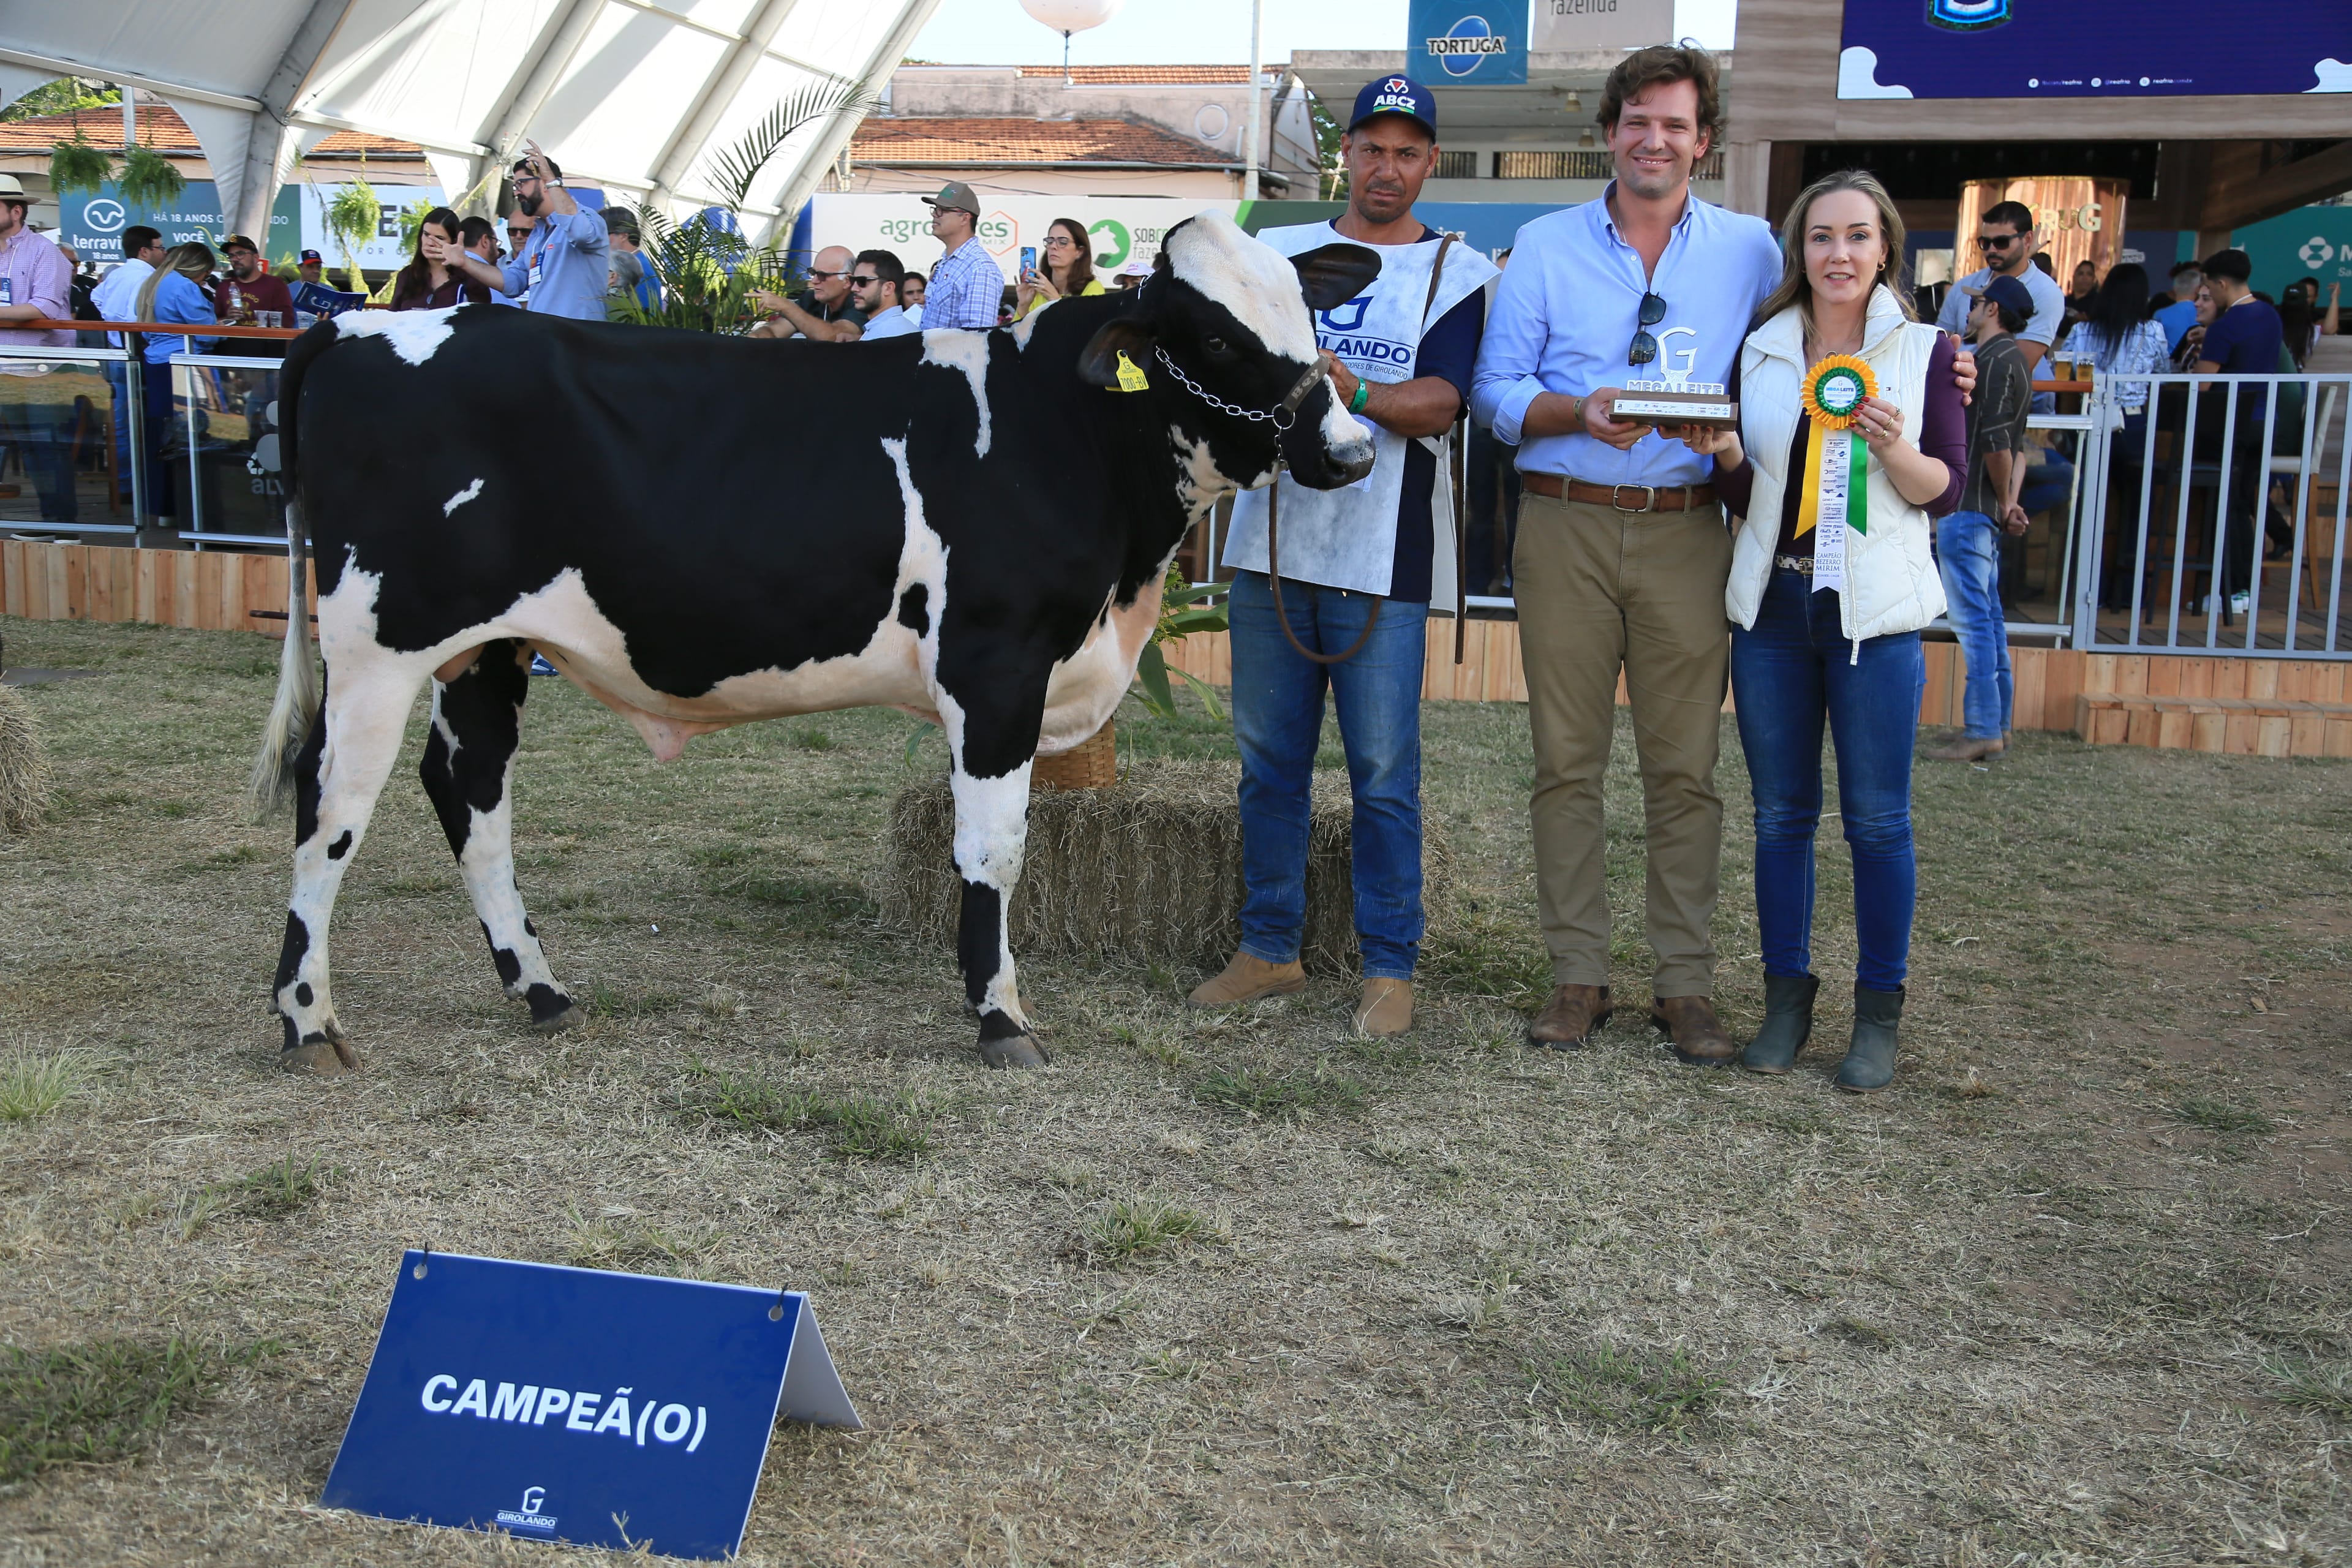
[
  {"xmin": 131, "ymin": 242, "xmax": 221, "ymax": 521},
  {"xmin": 1675, "ymin": 171, "xmax": 1965, "ymax": 1092}
]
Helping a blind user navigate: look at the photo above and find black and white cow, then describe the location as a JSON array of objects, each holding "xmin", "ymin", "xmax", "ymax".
[{"xmin": 251, "ymin": 211, "xmax": 1380, "ymax": 1074}]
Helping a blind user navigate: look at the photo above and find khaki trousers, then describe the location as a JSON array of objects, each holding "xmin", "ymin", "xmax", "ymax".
[{"xmin": 1512, "ymin": 491, "xmax": 1732, "ymax": 997}]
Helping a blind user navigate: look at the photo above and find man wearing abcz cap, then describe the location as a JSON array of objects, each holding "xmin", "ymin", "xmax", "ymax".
[
  {"xmin": 1188, "ymin": 75, "xmax": 1497, "ymax": 1038},
  {"xmin": 919, "ymin": 181, "xmax": 1005, "ymax": 331}
]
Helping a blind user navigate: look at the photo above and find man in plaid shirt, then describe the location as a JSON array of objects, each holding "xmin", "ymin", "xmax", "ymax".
[{"xmin": 920, "ymin": 182, "xmax": 1006, "ymax": 331}]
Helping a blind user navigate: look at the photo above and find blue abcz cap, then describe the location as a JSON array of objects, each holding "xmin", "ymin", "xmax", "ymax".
[{"xmin": 1351, "ymin": 75, "xmax": 1438, "ymax": 138}]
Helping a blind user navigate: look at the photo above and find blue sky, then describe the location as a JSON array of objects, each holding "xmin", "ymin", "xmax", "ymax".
[{"xmin": 908, "ymin": 0, "xmax": 1738, "ymax": 66}]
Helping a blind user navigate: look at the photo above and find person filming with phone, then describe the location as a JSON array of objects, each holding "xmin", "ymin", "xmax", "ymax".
[{"xmin": 1013, "ymin": 217, "xmax": 1104, "ymax": 320}]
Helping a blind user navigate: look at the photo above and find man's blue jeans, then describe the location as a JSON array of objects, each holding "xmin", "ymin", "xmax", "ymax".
[
  {"xmin": 1227, "ymin": 570, "xmax": 1427, "ymax": 980},
  {"xmin": 1730, "ymin": 571, "xmax": 1923, "ymax": 992},
  {"xmin": 1936, "ymin": 510, "xmax": 2011, "ymax": 740}
]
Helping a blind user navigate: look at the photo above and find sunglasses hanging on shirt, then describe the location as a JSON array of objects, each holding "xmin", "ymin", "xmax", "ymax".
[{"xmin": 1627, "ymin": 292, "xmax": 1668, "ymax": 368}]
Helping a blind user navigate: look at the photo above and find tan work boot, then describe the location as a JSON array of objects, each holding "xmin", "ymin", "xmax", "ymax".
[
  {"xmin": 1526, "ymin": 983, "xmax": 1611, "ymax": 1050},
  {"xmin": 1924, "ymin": 732, "xmax": 2004, "ymax": 763},
  {"xmin": 1353, "ymin": 978, "xmax": 1412, "ymax": 1038},
  {"xmin": 1186, "ymin": 951, "xmax": 1306, "ymax": 1008}
]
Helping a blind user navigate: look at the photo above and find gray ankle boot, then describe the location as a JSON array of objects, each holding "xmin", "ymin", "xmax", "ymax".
[
  {"xmin": 1741, "ymin": 973, "xmax": 1818, "ymax": 1074},
  {"xmin": 1835, "ymin": 985, "xmax": 1905, "ymax": 1093}
]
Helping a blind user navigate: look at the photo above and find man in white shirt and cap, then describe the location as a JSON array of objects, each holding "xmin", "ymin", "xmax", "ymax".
[{"xmin": 1186, "ymin": 75, "xmax": 1496, "ymax": 1038}]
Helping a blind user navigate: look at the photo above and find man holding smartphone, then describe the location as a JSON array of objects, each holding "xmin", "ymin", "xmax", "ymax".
[
  {"xmin": 749, "ymin": 246, "xmax": 865, "ymax": 341},
  {"xmin": 443, "ymin": 141, "xmax": 610, "ymax": 322}
]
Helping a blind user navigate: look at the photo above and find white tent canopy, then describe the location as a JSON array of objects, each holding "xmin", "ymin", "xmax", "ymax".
[{"xmin": 0, "ymin": 0, "xmax": 941, "ymax": 245}]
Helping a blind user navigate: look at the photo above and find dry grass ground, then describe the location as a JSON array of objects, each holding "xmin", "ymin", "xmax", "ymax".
[{"xmin": 0, "ymin": 612, "xmax": 2348, "ymax": 1566}]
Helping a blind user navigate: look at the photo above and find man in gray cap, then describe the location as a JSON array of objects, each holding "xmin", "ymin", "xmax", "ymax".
[{"xmin": 919, "ymin": 181, "xmax": 1004, "ymax": 331}]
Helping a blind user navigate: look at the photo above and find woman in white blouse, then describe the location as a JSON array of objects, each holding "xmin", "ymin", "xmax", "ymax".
[{"xmin": 2060, "ymin": 263, "xmax": 2169, "ymax": 456}]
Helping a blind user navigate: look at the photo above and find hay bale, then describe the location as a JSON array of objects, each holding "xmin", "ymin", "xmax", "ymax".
[
  {"xmin": 881, "ymin": 761, "xmax": 1450, "ymax": 976},
  {"xmin": 0, "ymin": 685, "xmax": 52, "ymax": 837}
]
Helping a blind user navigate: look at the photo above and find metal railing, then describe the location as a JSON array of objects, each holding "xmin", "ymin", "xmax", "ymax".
[
  {"xmin": 0, "ymin": 320, "xmax": 302, "ymax": 552},
  {"xmin": 2067, "ymin": 371, "xmax": 2350, "ymax": 657}
]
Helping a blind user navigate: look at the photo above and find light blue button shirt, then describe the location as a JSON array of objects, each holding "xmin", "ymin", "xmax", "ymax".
[
  {"xmin": 859, "ymin": 304, "xmax": 918, "ymax": 339},
  {"xmin": 496, "ymin": 206, "xmax": 611, "ymax": 322},
  {"xmin": 1471, "ymin": 186, "xmax": 1784, "ymax": 488}
]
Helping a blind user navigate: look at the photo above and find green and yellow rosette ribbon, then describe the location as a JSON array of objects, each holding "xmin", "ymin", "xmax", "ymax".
[{"xmin": 1795, "ymin": 355, "xmax": 1877, "ymax": 554}]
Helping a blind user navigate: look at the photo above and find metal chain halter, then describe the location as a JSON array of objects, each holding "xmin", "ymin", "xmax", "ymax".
[{"xmin": 1152, "ymin": 347, "xmax": 1322, "ymax": 432}]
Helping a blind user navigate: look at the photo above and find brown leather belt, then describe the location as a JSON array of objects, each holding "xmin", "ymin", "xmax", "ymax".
[{"xmin": 1523, "ymin": 472, "xmax": 1717, "ymax": 513}]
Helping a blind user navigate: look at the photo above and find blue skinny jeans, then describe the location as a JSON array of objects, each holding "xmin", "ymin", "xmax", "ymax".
[
  {"xmin": 1730, "ymin": 570, "xmax": 1923, "ymax": 992},
  {"xmin": 1226, "ymin": 570, "xmax": 1427, "ymax": 980},
  {"xmin": 1936, "ymin": 510, "xmax": 2013, "ymax": 740}
]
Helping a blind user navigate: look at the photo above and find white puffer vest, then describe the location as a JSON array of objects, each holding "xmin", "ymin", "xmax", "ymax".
[{"xmin": 1725, "ymin": 286, "xmax": 1948, "ymax": 644}]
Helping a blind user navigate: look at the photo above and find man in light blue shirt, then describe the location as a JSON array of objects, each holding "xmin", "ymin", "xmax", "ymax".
[
  {"xmin": 1469, "ymin": 45, "xmax": 1781, "ymax": 1065},
  {"xmin": 848, "ymin": 250, "xmax": 919, "ymax": 339},
  {"xmin": 1471, "ymin": 45, "xmax": 1973, "ymax": 1066},
  {"xmin": 2154, "ymin": 260, "xmax": 2203, "ymax": 353},
  {"xmin": 1933, "ymin": 200, "xmax": 2065, "ymax": 374},
  {"xmin": 446, "ymin": 143, "xmax": 609, "ymax": 322}
]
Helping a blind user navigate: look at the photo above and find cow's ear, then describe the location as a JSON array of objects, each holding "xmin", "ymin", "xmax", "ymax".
[
  {"xmin": 1077, "ymin": 316, "xmax": 1157, "ymax": 390},
  {"xmin": 1291, "ymin": 243, "xmax": 1382, "ymax": 312}
]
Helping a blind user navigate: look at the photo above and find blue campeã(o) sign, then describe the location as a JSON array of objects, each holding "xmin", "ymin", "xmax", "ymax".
[{"xmin": 321, "ymin": 1250, "xmax": 858, "ymax": 1560}]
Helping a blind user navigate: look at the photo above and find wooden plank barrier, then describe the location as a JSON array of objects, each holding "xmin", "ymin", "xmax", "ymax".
[
  {"xmin": 1, "ymin": 540, "xmax": 313, "ymax": 641},
  {"xmin": 6, "ymin": 541, "xmax": 2348, "ymax": 753}
]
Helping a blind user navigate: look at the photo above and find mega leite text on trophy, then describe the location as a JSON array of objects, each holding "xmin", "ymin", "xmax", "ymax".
[
  {"xmin": 1606, "ymin": 323, "xmax": 1740, "ymax": 431},
  {"xmin": 1610, "ymin": 379, "xmax": 1740, "ymax": 430}
]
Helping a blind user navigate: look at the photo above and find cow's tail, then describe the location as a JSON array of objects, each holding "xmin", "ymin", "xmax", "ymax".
[
  {"xmin": 248, "ymin": 322, "xmax": 336, "ymax": 821},
  {"xmin": 248, "ymin": 496, "xmax": 320, "ymax": 820}
]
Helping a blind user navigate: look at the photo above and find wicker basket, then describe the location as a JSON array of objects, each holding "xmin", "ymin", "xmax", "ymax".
[{"xmin": 1031, "ymin": 719, "xmax": 1118, "ymax": 793}]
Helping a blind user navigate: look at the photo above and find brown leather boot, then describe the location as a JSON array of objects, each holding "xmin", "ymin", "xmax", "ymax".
[
  {"xmin": 1525, "ymin": 983, "xmax": 1611, "ymax": 1050},
  {"xmin": 1353, "ymin": 978, "xmax": 1412, "ymax": 1038},
  {"xmin": 1186, "ymin": 951, "xmax": 1307, "ymax": 1009},
  {"xmin": 1924, "ymin": 733, "xmax": 2005, "ymax": 763},
  {"xmin": 1651, "ymin": 994, "xmax": 1735, "ymax": 1066}
]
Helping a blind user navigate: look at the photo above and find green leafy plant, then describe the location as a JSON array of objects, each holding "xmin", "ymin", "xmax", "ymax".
[
  {"xmin": 2, "ymin": 77, "xmax": 120, "ymax": 124},
  {"xmin": 1132, "ymin": 564, "xmax": 1229, "ymax": 720},
  {"xmin": 47, "ymin": 134, "xmax": 111, "ymax": 197},
  {"xmin": 611, "ymin": 83, "xmax": 870, "ymax": 334},
  {"xmin": 319, "ymin": 169, "xmax": 383, "ymax": 293},
  {"xmin": 115, "ymin": 145, "xmax": 184, "ymax": 210}
]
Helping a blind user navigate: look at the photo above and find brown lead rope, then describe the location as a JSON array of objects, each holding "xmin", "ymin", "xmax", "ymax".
[{"xmin": 1263, "ymin": 233, "xmax": 1455, "ymax": 669}]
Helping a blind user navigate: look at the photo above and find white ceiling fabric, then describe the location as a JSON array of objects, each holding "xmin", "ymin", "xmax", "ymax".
[{"xmin": 0, "ymin": 0, "xmax": 939, "ymax": 243}]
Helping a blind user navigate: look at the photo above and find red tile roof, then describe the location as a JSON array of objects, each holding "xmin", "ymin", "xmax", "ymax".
[
  {"xmin": 0, "ymin": 104, "xmax": 418, "ymax": 158},
  {"xmin": 1011, "ymin": 64, "xmax": 1281, "ymax": 83},
  {"xmin": 850, "ymin": 116, "xmax": 1231, "ymax": 167}
]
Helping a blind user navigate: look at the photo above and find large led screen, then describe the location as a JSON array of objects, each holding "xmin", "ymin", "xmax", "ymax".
[{"xmin": 1839, "ymin": 1, "xmax": 2352, "ymax": 100}]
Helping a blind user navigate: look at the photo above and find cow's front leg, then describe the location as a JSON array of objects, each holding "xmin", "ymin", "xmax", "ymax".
[
  {"xmin": 946, "ymin": 737, "xmax": 1047, "ymax": 1070},
  {"xmin": 418, "ymin": 641, "xmax": 581, "ymax": 1033}
]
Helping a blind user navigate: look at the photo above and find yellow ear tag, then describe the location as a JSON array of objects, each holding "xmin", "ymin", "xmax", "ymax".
[{"xmin": 1114, "ymin": 350, "xmax": 1150, "ymax": 393}]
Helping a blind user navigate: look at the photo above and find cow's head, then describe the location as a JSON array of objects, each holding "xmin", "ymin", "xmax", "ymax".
[{"xmin": 1076, "ymin": 211, "xmax": 1381, "ymax": 492}]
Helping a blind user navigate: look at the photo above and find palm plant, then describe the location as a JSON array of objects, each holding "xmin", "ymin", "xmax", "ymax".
[
  {"xmin": 610, "ymin": 81, "xmax": 870, "ymax": 334},
  {"xmin": 321, "ymin": 175, "xmax": 382, "ymax": 292}
]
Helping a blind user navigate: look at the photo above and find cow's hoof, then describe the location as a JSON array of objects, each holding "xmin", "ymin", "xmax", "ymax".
[
  {"xmin": 529, "ymin": 1004, "xmax": 584, "ymax": 1035},
  {"xmin": 281, "ymin": 1040, "xmax": 361, "ymax": 1076},
  {"xmin": 975, "ymin": 1033, "xmax": 1051, "ymax": 1069}
]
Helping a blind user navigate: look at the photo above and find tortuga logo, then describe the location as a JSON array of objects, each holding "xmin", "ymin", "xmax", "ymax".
[
  {"xmin": 1425, "ymin": 15, "xmax": 1509, "ymax": 76},
  {"xmin": 493, "ymin": 1485, "xmax": 557, "ymax": 1532},
  {"xmin": 418, "ymin": 1374, "xmax": 709, "ymax": 1452}
]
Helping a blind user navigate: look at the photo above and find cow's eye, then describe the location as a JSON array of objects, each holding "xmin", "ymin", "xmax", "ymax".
[{"xmin": 1202, "ymin": 334, "xmax": 1229, "ymax": 355}]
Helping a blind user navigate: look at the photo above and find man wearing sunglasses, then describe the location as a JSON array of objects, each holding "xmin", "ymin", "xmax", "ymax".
[
  {"xmin": 750, "ymin": 245, "xmax": 867, "ymax": 342},
  {"xmin": 1474, "ymin": 44, "xmax": 1975, "ymax": 1065},
  {"xmin": 848, "ymin": 250, "xmax": 918, "ymax": 339},
  {"xmin": 443, "ymin": 142, "xmax": 611, "ymax": 322},
  {"xmin": 1934, "ymin": 200, "xmax": 2064, "ymax": 375}
]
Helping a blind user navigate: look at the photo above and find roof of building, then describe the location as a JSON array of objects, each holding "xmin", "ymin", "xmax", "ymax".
[
  {"xmin": 850, "ymin": 115, "xmax": 1234, "ymax": 167},
  {"xmin": 1008, "ymin": 64, "xmax": 1284, "ymax": 84},
  {"xmin": 0, "ymin": 104, "xmax": 418, "ymax": 159}
]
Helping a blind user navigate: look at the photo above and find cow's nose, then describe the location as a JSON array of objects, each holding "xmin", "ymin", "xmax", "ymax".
[{"xmin": 1327, "ymin": 435, "xmax": 1375, "ymax": 487}]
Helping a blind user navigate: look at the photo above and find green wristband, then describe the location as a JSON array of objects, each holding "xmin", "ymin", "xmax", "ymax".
[{"xmin": 1348, "ymin": 379, "xmax": 1371, "ymax": 415}]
